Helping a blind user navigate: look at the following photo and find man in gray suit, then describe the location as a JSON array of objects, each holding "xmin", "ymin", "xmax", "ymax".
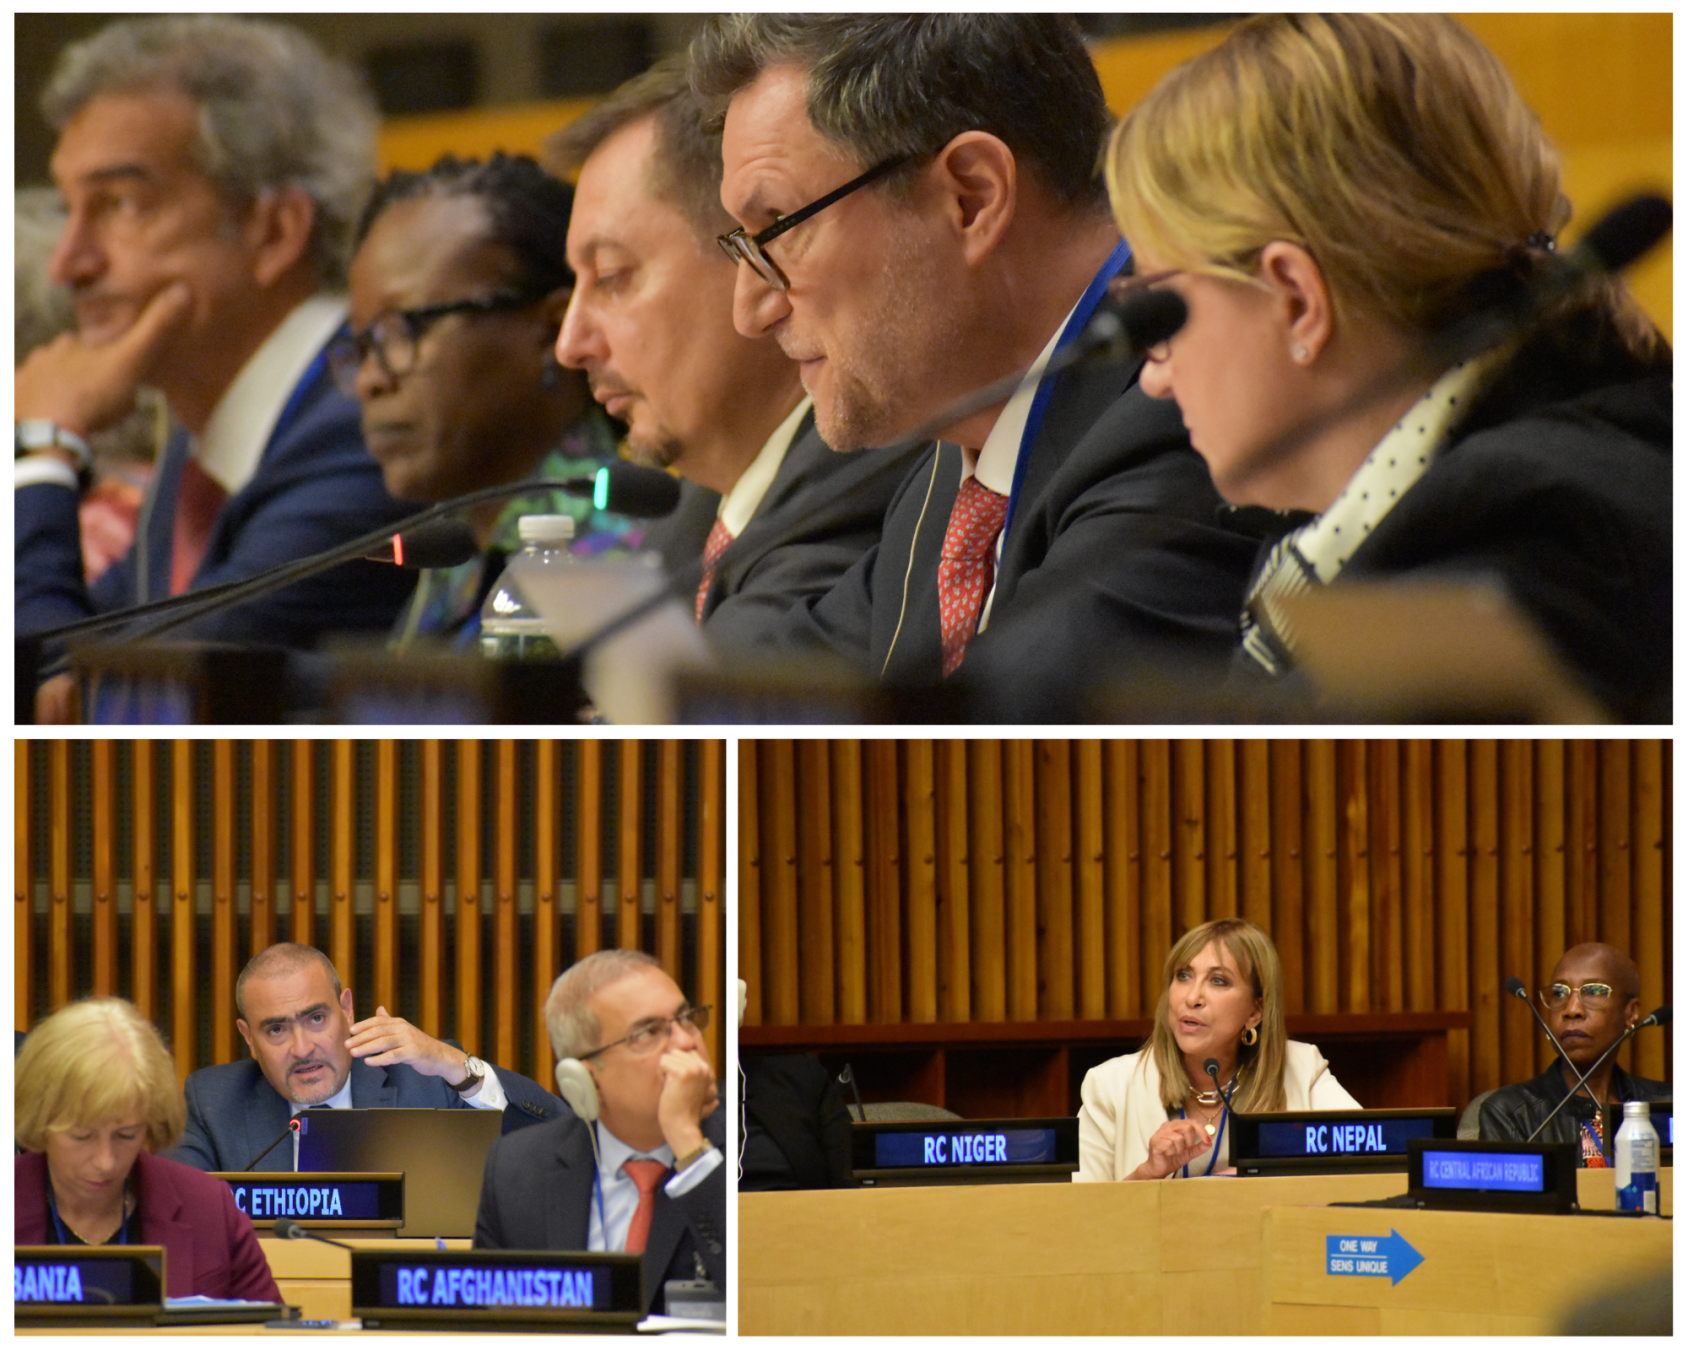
[
  {"xmin": 168, "ymin": 942, "xmax": 560, "ymax": 1172},
  {"xmin": 474, "ymin": 950, "xmax": 725, "ymax": 1316}
]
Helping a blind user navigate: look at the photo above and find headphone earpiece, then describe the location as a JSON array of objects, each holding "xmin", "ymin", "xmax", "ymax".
[{"xmin": 555, "ymin": 1057, "xmax": 600, "ymax": 1123}]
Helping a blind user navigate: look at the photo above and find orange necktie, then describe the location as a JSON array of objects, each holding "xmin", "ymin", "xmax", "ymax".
[
  {"xmin": 170, "ymin": 457, "xmax": 228, "ymax": 595},
  {"xmin": 936, "ymin": 476, "xmax": 1008, "ymax": 676},
  {"xmin": 621, "ymin": 1158, "xmax": 668, "ymax": 1253},
  {"xmin": 694, "ymin": 518, "xmax": 735, "ymax": 624}
]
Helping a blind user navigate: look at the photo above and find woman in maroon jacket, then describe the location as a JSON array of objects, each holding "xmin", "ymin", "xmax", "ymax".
[{"xmin": 15, "ymin": 997, "xmax": 280, "ymax": 1302}]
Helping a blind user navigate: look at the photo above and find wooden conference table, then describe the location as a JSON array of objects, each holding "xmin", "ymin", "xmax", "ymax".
[{"xmin": 739, "ymin": 1169, "xmax": 1672, "ymax": 1336}]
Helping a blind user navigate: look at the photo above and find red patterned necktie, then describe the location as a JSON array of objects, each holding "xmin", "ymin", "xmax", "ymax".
[
  {"xmin": 694, "ymin": 518, "xmax": 735, "ymax": 623},
  {"xmin": 937, "ymin": 476, "xmax": 1008, "ymax": 676},
  {"xmin": 621, "ymin": 1158, "xmax": 668, "ymax": 1253},
  {"xmin": 170, "ymin": 457, "xmax": 229, "ymax": 595}
]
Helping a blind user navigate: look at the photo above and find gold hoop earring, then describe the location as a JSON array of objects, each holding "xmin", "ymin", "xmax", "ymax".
[{"xmin": 1240, "ymin": 1025, "xmax": 1259, "ymax": 1047}]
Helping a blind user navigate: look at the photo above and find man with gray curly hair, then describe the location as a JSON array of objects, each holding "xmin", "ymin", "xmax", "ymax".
[
  {"xmin": 476, "ymin": 949, "xmax": 725, "ymax": 1315},
  {"xmin": 16, "ymin": 16, "xmax": 412, "ymax": 686}
]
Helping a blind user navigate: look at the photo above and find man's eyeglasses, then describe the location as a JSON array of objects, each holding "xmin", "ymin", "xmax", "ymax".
[
  {"xmin": 1539, "ymin": 981, "xmax": 1617, "ymax": 1010},
  {"xmin": 328, "ymin": 291, "xmax": 546, "ymax": 397},
  {"xmin": 579, "ymin": 1005, "xmax": 712, "ymax": 1060},
  {"xmin": 717, "ymin": 155, "xmax": 911, "ymax": 292}
]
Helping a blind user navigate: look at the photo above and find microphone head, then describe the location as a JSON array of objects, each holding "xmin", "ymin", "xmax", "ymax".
[
  {"xmin": 1504, "ymin": 976, "xmax": 1528, "ymax": 998},
  {"xmin": 393, "ymin": 519, "xmax": 479, "ymax": 569},
  {"xmin": 1578, "ymin": 193, "xmax": 1672, "ymax": 275},
  {"xmin": 1117, "ymin": 288, "xmax": 1188, "ymax": 354},
  {"xmin": 273, "ymin": 1217, "xmax": 299, "ymax": 1239},
  {"xmin": 1643, "ymin": 1004, "xmax": 1672, "ymax": 1027},
  {"xmin": 1203, "ymin": 1057, "xmax": 1221, "ymax": 1081},
  {"xmin": 593, "ymin": 462, "xmax": 681, "ymax": 518}
]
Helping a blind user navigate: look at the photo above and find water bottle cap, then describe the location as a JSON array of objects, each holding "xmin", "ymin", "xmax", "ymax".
[
  {"xmin": 1623, "ymin": 1100, "xmax": 1652, "ymax": 1117},
  {"xmin": 517, "ymin": 514, "xmax": 577, "ymax": 545}
]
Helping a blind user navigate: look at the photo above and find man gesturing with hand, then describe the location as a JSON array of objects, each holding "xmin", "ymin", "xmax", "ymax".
[{"xmin": 475, "ymin": 950, "xmax": 727, "ymax": 1316}]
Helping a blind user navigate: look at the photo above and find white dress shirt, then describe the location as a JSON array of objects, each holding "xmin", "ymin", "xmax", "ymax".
[{"xmin": 588, "ymin": 1122, "xmax": 723, "ymax": 1253}]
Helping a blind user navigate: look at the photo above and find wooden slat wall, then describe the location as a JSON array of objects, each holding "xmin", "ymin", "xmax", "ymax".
[
  {"xmin": 740, "ymin": 739, "xmax": 1672, "ymax": 1105},
  {"xmin": 18, "ymin": 739, "xmax": 727, "ymax": 1087}
]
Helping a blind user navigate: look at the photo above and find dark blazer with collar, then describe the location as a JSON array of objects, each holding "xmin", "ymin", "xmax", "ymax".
[
  {"xmin": 1231, "ymin": 340, "xmax": 1672, "ymax": 723},
  {"xmin": 774, "ymin": 355, "xmax": 1258, "ymax": 717},
  {"xmin": 473, "ymin": 1104, "xmax": 727, "ymax": 1316},
  {"xmin": 16, "ymin": 340, "xmax": 415, "ymax": 646},
  {"xmin": 16, "ymin": 1148, "xmax": 282, "ymax": 1301},
  {"xmin": 699, "ymin": 412, "xmax": 925, "ymax": 651},
  {"xmin": 165, "ymin": 1056, "xmax": 564, "ymax": 1173},
  {"xmin": 742, "ymin": 1053, "xmax": 854, "ymax": 1191}
]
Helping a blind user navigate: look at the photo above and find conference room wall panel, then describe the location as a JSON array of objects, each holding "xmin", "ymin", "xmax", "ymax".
[
  {"xmin": 16, "ymin": 738, "xmax": 727, "ymax": 1089},
  {"xmin": 740, "ymin": 739, "xmax": 1669, "ymax": 1107}
]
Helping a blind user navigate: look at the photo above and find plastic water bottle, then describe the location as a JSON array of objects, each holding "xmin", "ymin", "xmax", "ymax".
[
  {"xmin": 1614, "ymin": 1100, "xmax": 1660, "ymax": 1214},
  {"xmin": 479, "ymin": 515, "xmax": 575, "ymax": 659}
]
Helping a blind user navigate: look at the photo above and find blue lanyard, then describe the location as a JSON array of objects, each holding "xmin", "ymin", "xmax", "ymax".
[
  {"xmin": 48, "ymin": 1176, "xmax": 130, "ymax": 1246},
  {"xmin": 1000, "ymin": 238, "xmax": 1133, "ymax": 544},
  {"xmin": 1178, "ymin": 1101, "xmax": 1230, "ymax": 1179}
]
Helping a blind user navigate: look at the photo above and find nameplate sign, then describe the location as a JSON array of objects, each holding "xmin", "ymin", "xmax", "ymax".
[
  {"xmin": 351, "ymin": 1249, "xmax": 642, "ymax": 1331},
  {"xmin": 213, "ymin": 1172, "xmax": 404, "ymax": 1229},
  {"xmin": 14, "ymin": 1246, "xmax": 165, "ymax": 1322},
  {"xmin": 850, "ymin": 1117, "xmax": 1080, "ymax": 1184},
  {"xmin": 1407, "ymin": 1138, "xmax": 1580, "ymax": 1213},
  {"xmin": 1233, "ymin": 1108, "xmax": 1457, "ymax": 1175}
]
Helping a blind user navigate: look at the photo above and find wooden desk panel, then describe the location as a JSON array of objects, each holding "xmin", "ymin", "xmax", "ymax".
[
  {"xmin": 257, "ymin": 1236, "xmax": 471, "ymax": 1323},
  {"xmin": 1263, "ymin": 1204, "xmax": 1672, "ymax": 1335}
]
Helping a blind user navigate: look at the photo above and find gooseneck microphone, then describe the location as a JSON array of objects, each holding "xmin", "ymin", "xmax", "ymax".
[
  {"xmin": 1523, "ymin": 1003, "xmax": 1672, "ymax": 1144},
  {"xmin": 24, "ymin": 462, "xmax": 681, "ymax": 648},
  {"xmin": 272, "ymin": 1216, "xmax": 356, "ymax": 1251},
  {"xmin": 239, "ymin": 1117, "xmax": 302, "ymax": 1172},
  {"xmin": 1203, "ymin": 1057, "xmax": 1236, "ymax": 1110},
  {"xmin": 1503, "ymin": 977, "xmax": 1602, "ymax": 1113}
]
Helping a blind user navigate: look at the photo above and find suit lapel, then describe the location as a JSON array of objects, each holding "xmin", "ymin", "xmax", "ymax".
[
  {"xmin": 349, "ymin": 1058, "xmax": 398, "ymax": 1109},
  {"xmin": 245, "ymin": 1070, "xmax": 295, "ymax": 1170},
  {"xmin": 548, "ymin": 1121, "xmax": 595, "ymax": 1252}
]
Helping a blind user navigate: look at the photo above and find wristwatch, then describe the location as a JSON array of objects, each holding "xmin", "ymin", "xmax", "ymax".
[
  {"xmin": 447, "ymin": 1054, "xmax": 486, "ymax": 1094},
  {"xmin": 16, "ymin": 419, "xmax": 94, "ymax": 490}
]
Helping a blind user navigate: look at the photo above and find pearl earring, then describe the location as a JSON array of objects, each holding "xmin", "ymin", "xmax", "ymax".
[{"xmin": 1292, "ymin": 343, "xmax": 1309, "ymax": 363}]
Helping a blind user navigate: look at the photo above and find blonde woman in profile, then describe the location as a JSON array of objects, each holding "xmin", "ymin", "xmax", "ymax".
[
  {"xmin": 1076, "ymin": 918, "xmax": 1358, "ymax": 1180},
  {"xmin": 1106, "ymin": 14, "xmax": 1671, "ymax": 722}
]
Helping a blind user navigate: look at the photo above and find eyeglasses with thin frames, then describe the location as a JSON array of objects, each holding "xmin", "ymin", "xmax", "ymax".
[
  {"xmin": 717, "ymin": 155, "xmax": 912, "ymax": 292},
  {"xmin": 578, "ymin": 1004, "xmax": 712, "ymax": 1060},
  {"xmin": 328, "ymin": 290, "xmax": 547, "ymax": 397},
  {"xmin": 1538, "ymin": 982, "xmax": 1617, "ymax": 1010}
]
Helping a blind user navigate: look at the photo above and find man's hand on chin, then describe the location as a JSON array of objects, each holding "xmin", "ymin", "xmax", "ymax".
[
  {"xmin": 656, "ymin": 1047, "xmax": 718, "ymax": 1159},
  {"xmin": 15, "ymin": 282, "xmax": 191, "ymax": 435}
]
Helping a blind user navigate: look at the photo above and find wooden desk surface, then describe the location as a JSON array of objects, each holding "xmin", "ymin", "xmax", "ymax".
[{"xmin": 740, "ymin": 1168, "xmax": 1674, "ymax": 1335}]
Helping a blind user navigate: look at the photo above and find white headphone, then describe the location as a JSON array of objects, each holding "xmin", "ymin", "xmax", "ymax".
[{"xmin": 554, "ymin": 1057, "xmax": 600, "ymax": 1123}]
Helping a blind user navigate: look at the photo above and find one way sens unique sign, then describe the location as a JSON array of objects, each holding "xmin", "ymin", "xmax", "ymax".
[{"xmin": 1324, "ymin": 1230, "xmax": 1425, "ymax": 1285}]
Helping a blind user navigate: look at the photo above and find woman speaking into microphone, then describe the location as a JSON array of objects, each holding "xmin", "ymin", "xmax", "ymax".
[
  {"xmin": 1076, "ymin": 919, "xmax": 1358, "ymax": 1181},
  {"xmin": 1105, "ymin": 14, "xmax": 1671, "ymax": 722}
]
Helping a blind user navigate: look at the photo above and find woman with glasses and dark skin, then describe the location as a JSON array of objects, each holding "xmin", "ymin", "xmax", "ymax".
[{"xmin": 1478, "ymin": 944, "xmax": 1670, "ymax": 1161}]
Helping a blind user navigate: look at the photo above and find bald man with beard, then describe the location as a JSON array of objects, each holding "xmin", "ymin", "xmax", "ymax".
[{"xmin": 1479, "ymin": 943, "xmax": 1671, "ymax": 1164}]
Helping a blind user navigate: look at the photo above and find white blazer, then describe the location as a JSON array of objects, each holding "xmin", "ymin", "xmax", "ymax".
[{"xmin": 1074, "ymin": 1040, "xmax": 1361, "ymax": 1182}]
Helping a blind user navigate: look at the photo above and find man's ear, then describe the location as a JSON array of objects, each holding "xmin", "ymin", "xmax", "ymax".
[
  {"xmin": 236, "ymin": 1018, "xmax": 254, "ymax": 1055},
  {"xmin": 340, "ymin": 987, "xmax": 356, "ymax": 1021},
  {"xmin": 1257, "ymin": 239, "xmax": 1333, "ymax": 364},
  {"xmin": 244, "ymin": 184, "xmax": 318, "ymax": 289},
  {"xmin": 930, "ymin": 131, "xmax": 1016, "ymax": 267}
]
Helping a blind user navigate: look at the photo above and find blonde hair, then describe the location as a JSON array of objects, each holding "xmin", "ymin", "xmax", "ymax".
[
  {"xmin": 1147, "ymin": 918, "xmax": 1288, "ymax": 1114},
  {"xmin": 1108, "ymin": 14, "xmax": 1578, "ymax": 341},
  {"xmin": 15, "ymin": 998, "xmax": 186, "ymax": 1154}
]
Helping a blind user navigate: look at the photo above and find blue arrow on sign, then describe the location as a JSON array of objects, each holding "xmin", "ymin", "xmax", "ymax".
[{"xmin": 1325, "ymin": 1230, "xmax": 1425, "ymax": 1286}]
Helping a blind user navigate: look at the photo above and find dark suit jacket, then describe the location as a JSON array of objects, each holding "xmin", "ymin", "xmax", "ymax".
[
  {"xmin": 474, "ymin": 1105, "xmax": 727, "ymax": 1315},
  {"xmin": 742, "ymin": 1053, "xmax": 854, "ymax": 1191},
  {"xmin": 166, "ymin": 1056, "xmax": 564, "ymax": 1173},
  {"xmin": 16, "ymin": 339, "xmax": 415, "ymax": 646},
  {"xmin": 776, "ymin": 356, "xmax": 1257, "ymax": 718},
  {"xmin": 16, "ymin": 1149, "xmax": 281, "ymax": 1301},
  {"xmin": 1478, "ymin": 1061, "xmax": 1672, "ymax": 1153},
  {"xmin": 700, "ymin": 413, "xmax": 924, "ymax": 651}
]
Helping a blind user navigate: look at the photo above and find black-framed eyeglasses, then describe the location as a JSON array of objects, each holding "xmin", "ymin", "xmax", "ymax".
[
  {"xmin": 1539, "ymin": 982, "xmax": 1617, "ymax": 1010},
  {"xmin": 328, "ymin": 290, "xmax": 546, "ymax": 397},
  {"xmin": 717, "ymin": 154, "xmax": 912, "ymax": 292},
  {"xmin": 579, "ymin": 1004, "xmax": 712, "ymax": 1061}
]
